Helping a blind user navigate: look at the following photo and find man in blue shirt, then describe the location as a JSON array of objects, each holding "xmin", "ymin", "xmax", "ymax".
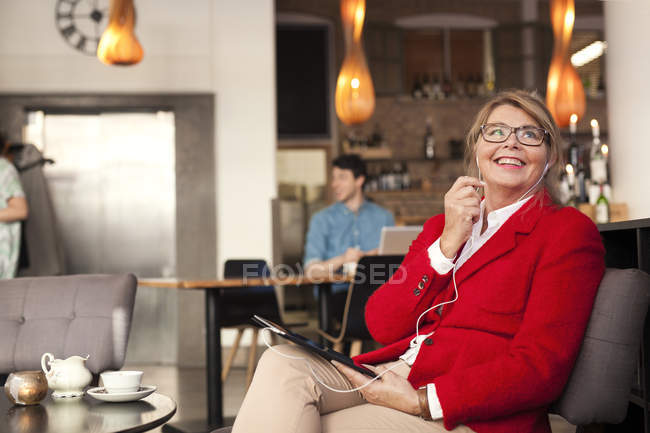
[{"xmin": 303, "ymin": 154, "xmax": 394, "ymax": 327}]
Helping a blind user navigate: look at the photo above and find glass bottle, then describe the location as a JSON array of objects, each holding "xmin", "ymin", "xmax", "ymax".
[
  {"xmin": 466, "ymin": 74, "xmax": 477, "ymax": 98},
  {"xmin": 379, "ymin": 165, "xmax": 389, "ymax": 191},
  {"xmin": 590, "ymin": 138, "xmax": 607, "ymax": 185},
  {"xmin": 455, "ymin": 73, "xmax": 466, "ymax": 98},
  {"xmin": 392, "ymin": 163, "xmax": 403, "ymax": 191},
  {"xmin": 401, "ymin": 163, "xmax": 411, "ymax": 190},
  {"xmin": 563, "ymin": 164, "xmax": 576, "ymax": 207},
  {"xmin": 442, "ymin": 77, "xmax": 452, "ymax": 99},
  {"xmin": 421, "ymin": 73, "xmax": 432, "ymax": 99},
  {"xmin": 476, "ymin": 74, "xmax": 487, "ymax": 97},
  {"xmin": 568, "ymin": 129, "xmax": 579, "ymax": 170},
  {"xmin": 370, "ymin": 123, "xmax": 383, "ymax": 148},
  {"xmin": 595, "ymin": 183, "xmax": 610, "ymax": 224},
  {"xmin": 412, "ymin": 74, "xmax": 423, "ymax": 99},
  {"xmin": 576, "ymin": 164, "xmax": 587, "ymax": 204},
  {"xmin": 432, "ymin": 73, "xmax": 442, "ymax": 100},
  {"xmin": 423, "ymin": 117, "xmax": 435, "ymax": 160}
]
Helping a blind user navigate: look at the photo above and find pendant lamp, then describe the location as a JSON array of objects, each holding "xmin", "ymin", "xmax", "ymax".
[
  {"xmin": 546, "ymin": 0, "xmax": 585, "ymax": 128},
  {"xmin": 335, "ymin": 0, "xmax": 375, "ymax": 125},
  {"xmin": 97, "ymin": 0, "xmax": 144, "ymax": 66}
]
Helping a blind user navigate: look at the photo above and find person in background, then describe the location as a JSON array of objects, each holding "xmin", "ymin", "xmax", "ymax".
[
  {"xmin": 232, "ymin": 90, "xmax": 604, "ymax": 433},
  {"xmin": 0, "ymin": 132, "xmax": 29, "ymax": 278},
  {"xmin": 303, "ymin": 153, "xmax": 395, "ymax": 321}
]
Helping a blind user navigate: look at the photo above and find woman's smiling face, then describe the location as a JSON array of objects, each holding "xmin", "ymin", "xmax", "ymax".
[{"xmin": 476, "ymin": 104, "xmax": 549, "ymax": 203}]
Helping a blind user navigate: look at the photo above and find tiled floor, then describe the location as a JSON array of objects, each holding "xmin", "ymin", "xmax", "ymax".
[{"xmin": 129, "ymin": 360, "xmax": 577, "ymax": 433}]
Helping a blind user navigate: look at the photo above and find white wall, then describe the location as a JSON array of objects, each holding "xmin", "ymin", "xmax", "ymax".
[
  {"xmin": 604, "ymin": 1, "xmax": 650, "ymax": 219},
  {"xmin": 0, "ymin": 0, "xmax": 277, "ymax": 365},
  {"xmin": 0, "ymin": 0, "xmax": 276, "ymax": 271},
  {"xmin": 212, "ymin": 1, "xmax": 277, "ymax": 275},
  {"xmin": 0, "ymin": 0, "xmax": 213, "ymax": 91}
]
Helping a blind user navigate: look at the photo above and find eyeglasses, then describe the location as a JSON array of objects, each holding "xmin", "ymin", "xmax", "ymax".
[{"xmin": 480, "ymin": 123, "xmax": 548, "ymax": 146}]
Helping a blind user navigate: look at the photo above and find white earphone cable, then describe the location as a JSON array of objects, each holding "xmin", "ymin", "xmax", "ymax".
[
  {"xmin": 260, "ymin": 327, "xmax": 408, "ymax": 393},
  {"xmin": 516, "ymin": 162, "xmax": 548, "ymax": 202},
  {"xmin": 414, "ymin": 234, "xmax": 475, "ymax": 340}
]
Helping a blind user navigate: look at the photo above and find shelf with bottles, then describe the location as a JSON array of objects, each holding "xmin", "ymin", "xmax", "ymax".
[
  {"xmin": 364, "ymin": 159, "xmax": 461, "ymax": 194},
  {"xmin": 409, "ymin": 71, "xmax": 495, "ymax": 102},
  {"xmin": 341, "ymin": 124, "xmax": 393, "ymax": 160},
  {"xmin": 561, "ymin": 117, "xmax": 619, "ymax": 223},
  {"xmin": 366, "ymin": 189, "xmax": 438, "ymax": 197},
  {"xmin": 362, "ymin": 157, "xmax": 463, "ymax": 163},
  {"xmin": 392, "ymin": 94, "xmax": 492, "ymax": 105}
]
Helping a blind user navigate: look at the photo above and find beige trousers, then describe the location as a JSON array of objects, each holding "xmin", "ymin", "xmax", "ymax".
[{"xmin": 232, "ymin": 344, "xmax": 475, "ymax": 433}]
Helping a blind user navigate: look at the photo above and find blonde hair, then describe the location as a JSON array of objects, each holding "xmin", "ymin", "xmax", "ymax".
[{"xmin": 464, "ymin": 89, "xmax": 564, "ymax": 204}]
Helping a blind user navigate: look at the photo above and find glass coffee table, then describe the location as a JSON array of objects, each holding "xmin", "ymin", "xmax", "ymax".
[{"xmin": 1, "ymin": 390, "xmax": 176, "ymax": 433}]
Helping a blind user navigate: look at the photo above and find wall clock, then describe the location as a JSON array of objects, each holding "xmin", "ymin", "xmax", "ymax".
[{"xmin": 55, "ymin": 0, "xmax": 110, "ymax": 56}]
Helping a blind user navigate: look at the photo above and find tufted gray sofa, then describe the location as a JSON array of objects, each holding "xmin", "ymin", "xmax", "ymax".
[{"xmin": 0, "ymin": 274, "xmax": 137, "ymax": 377}]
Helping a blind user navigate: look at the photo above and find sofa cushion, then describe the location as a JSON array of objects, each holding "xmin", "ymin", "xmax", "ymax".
[
  {"xmin": 551, "ymin": 268, "xmax": 650, "ymax": 425},
  {"xmin": 0, "ymin": 274, "xmax": 136, "ymax": 374}
]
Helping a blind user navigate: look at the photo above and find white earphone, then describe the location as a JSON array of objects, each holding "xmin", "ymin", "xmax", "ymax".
[{"xmin": 518, "ymin": 161, "xmax": 548, "ymax": 201}]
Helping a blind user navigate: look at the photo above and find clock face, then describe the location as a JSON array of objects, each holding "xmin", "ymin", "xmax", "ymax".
[{"xmin": 55, "ymin": 0, "xmax": 109, "ymax": 56}]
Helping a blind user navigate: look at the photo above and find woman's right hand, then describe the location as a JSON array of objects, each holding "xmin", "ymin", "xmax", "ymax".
[{"xmin": 439, "ymin": 176, "xmax": 483, "ymax": 258}]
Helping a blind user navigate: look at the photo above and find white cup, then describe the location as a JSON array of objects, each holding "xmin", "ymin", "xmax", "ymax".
[{"xmin": 100, "ymin": 371, "xmax": 143, "ymax": 394}]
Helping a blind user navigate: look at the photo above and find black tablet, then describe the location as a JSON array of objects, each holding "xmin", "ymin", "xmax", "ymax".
[{"xmin": 251, "ymin": 315, "xmax": 377, "ymax": 378}]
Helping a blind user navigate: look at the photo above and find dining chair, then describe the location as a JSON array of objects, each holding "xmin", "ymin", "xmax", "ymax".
[
  {"xmin": 317, "ymin": 255, "xmax": 404, "ymax": 357},
  {"xmin": 220, "ymin": 259, "xmax": 304, "ymax": 388}
]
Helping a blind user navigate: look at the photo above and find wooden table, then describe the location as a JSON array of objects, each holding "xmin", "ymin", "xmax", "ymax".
[
  {"xmin": 0, "ymin": 391, "xmax": 176, "ymax": 433},
  {"xmin": 140, "ymin": 274, "xmax": 351, "ymax": 432}
]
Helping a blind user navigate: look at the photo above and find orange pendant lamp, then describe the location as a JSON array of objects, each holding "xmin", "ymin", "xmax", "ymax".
[
  {"xmin": 546, "ymin": 0, "xmax": 585, "ymax": 128},
  {"xmin": 335, "ymin": 0, "xmax": 375, "ymax": 125},
  {"xmin": 97, "ymin": 0, "xmax": 144, "ymax": 66}
]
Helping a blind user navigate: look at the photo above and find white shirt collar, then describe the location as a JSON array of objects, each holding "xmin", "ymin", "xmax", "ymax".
[{"xmin": 473, "ymin": 196, "xmax": 532, "ymax": 238}]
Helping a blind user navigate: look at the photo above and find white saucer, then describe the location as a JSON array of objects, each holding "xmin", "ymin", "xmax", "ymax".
[{"xmin": 87, "ymin": 385, "xmax": 156, "ymax": 402}]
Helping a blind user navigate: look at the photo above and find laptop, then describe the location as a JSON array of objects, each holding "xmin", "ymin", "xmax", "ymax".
[{"xmin": 378, "ymin": 226, "xmax": 422, "ymax": 255}]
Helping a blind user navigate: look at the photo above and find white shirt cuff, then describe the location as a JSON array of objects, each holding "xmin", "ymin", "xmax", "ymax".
[
  {"xmin": 427, "ymin": 239, "xmax": 455, "ymax": 275},
  {"xmin": 426, "ymin": 383, "xmax": 444, "ymax": 420}
]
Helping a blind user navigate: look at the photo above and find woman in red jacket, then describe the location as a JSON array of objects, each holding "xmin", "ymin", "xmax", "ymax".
[{"xmin": 232, "ymin": 90, "xmax": 605, "ymax": 433}]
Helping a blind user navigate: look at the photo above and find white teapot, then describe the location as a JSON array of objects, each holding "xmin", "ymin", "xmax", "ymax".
[{"xmin": 41, "ymin": 353, "xmax": 92, "ymax": 398}]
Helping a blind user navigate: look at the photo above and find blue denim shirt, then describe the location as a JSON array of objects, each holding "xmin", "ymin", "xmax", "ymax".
[{"xmin": 303, "ymin": 200, "xmax": 394, "ymax": 292}]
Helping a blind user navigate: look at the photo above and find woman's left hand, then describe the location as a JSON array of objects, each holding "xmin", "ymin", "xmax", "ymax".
[{"xmin": 332, "ymin": 361, "xmax": 420, "ymax": 415}]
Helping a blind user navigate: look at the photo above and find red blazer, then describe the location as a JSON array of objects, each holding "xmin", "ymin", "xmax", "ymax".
[{"xmin": 354, "ymin": 194, "xmax": 605, "ymax": 433}]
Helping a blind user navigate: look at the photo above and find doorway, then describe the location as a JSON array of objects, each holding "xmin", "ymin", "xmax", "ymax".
[{"xmin": 26, "ymin": 110, "xmax": 176, "ymax": 277}]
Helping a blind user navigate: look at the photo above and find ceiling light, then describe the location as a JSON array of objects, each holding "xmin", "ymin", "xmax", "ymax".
[
  {"xmin": 546, "ymin": 0, "xmax": 586, "ymax": 128},
  {"xmin": 97, "ymin": 0, "xmax": 144, "ymax": 66},
  {"xmin": 335, "ymin": 0, "xmax": 375, "ymax": 126}
]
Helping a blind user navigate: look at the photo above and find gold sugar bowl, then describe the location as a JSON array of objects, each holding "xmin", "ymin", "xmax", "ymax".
[{"xmin": 4, "ymin": 371, "xmax": 48, "ymax": 405}]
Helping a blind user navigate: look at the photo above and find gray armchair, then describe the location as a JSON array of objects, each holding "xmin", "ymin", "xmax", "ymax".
[{"xmin": 0, "ymin": 274, "xmax": 137, "ymax": 377}]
